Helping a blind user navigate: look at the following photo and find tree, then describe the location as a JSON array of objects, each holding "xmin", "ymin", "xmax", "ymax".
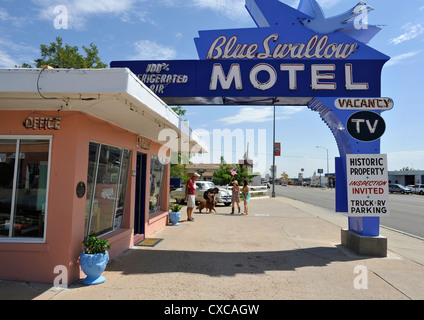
[
  {"xmin": 170, "ymin": 152, "xmax": 190, "ymax": 185},
  {"xmin": 171, "ymin": 106, "xmax": 186, "ymax": 120},
  {"xmin": 213, "ymin": 157, "xmax": 252, "ymax": 186},
  {"xmin": 23, "ymin": 37, "xmax": 107, "ymax": 69}
]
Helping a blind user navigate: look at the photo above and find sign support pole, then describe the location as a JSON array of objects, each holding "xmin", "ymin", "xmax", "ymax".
[{"xmin": 272, "ymin": 104, "xmax": 276, "ymax": 198}]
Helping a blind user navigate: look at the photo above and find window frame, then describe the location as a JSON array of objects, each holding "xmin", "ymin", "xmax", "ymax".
[
  {"xmin": 0, "ymin": 135, "xmax": 52, "ymax": 243},
  {"xmin": 84, "ymin": 141, "xmax": 131, "ymax": 238},
  {"xmin": 148, "ymin": 155, "xmax": 167, "ymax": 215}
]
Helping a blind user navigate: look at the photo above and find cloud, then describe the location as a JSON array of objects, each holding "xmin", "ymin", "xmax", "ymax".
[
  {"xmin": 389, "ymin": 22, "xmax": 424, "ymax": 45},
  {"xmin": 32, "ymin": 0, "xmax": 137, "ymax": 29},
  {"xmin": 0, "ymin": 49, "xmax": 18, "ymax": 67},
  {"xmin": 0, "ymin": 8, "xmax": 30, "ymax": 27},
  {"xmin": 130, "ymin": 40, "xmax": 177, "ymax": 60},
  {"xmin": 188, "ymin": 0, "xmax": 248, "ymax": 21},
  {"xmin": 387, "ymin": 150, "xmax": 424, "ymax": 171},
  {"xmin": 189, "ymin": 0, "xmax": 339, "ymax": 20},
  {"xmin": 156, "ymin": 0, "xmax": 249, "ymax": 22},
  {"xmin": 385, "ymin": 50, "xmax": 422, "ymax": 67},
  {"xmin": 219, "ymin": 107, "xmax": 274, "ymax": 125},
  {"xmin": 219, "ymin": 106, "xmax": 305, "ymax": 125},
  {"xmin": 0, "ymin": 38, "xmax": 38, "ymax": 68},
  {"xmin": 72, "ymin": 0, "xmax": 136, "ymax": 14}
]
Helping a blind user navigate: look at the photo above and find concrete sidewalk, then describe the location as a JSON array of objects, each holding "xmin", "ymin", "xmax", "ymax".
[{"xmin": 1, "ymin": 196, "xmax": 423, "ymax": 300}]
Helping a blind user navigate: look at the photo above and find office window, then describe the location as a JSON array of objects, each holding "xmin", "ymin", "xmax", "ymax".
[
  {"xmin": 0, "ymin": 137, "xmax": 50, "ymax": 240},
  {"xmin": 85, "ymin": 142, "xmax": 131, "ymax": 238}
]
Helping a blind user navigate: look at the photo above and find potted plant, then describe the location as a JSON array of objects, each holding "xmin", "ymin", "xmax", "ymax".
[
  {"xmin": 80, "ymin": 232, "xmax": 111, "ymax": 285},
  {"xmin": 169, "ymin": 203, "xmax": 182, "ymax": 226}
]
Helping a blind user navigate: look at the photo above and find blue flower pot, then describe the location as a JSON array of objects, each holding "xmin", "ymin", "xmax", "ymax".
[
  {"xmin": 80, "ymin": 251, "xmax": 109, "ymax": 285},
  {"xmin": 169, "ymin": 211, "xmax": 181, "ymax": 225}
]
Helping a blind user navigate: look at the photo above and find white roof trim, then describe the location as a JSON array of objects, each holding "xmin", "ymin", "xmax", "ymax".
[{"xmin": 0, "ymin": 68, "xmax": 209, "ymax": 154}]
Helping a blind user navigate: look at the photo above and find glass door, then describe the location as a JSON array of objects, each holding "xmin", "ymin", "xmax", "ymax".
[{"xmin": 134, "ymin": 153, "xmax": 146, "ymax": 237}]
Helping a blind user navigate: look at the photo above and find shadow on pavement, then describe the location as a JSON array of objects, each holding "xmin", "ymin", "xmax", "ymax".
[{"xmin": 106, "ymin": 246, "xmax": 365, "ymax": 277}]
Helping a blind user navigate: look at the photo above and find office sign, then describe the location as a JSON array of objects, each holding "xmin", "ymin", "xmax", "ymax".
[
  {"xmin": 347, "ymin": 154, "xmax": 389, "ymax": 217},
  {"xmin": 24, "ymin": 116, "xmax": 61, "ymax": 130}
]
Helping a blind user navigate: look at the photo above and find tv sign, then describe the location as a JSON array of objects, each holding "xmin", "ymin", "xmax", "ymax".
[{"xmin": 346, "ymin": 111, "xmax": 386, "ymax": 142}]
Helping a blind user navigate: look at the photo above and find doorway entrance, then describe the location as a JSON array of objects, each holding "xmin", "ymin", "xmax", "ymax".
[{"xmin": 134, "ymin": 152, "xmax": 147, "ymax": 243}]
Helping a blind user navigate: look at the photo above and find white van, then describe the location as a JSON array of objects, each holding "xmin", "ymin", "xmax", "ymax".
[{"xmin": 412, "ymin": 184, "xmax": 424, "ymax": 195}]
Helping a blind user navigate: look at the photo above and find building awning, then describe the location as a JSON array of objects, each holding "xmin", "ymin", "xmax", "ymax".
[{"xmin": 0, "ymin": 68, "xmax": 209, "ymax": 154}]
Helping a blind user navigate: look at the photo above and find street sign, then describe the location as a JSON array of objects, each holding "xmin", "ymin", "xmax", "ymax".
[
  {"xmin": 274, "ymin": 142, "xmax": 281, "ymax": 156},
  {"xmin": 346, "ymin": 154, "xmax": 389, "ymax": 217},
  {"xmin": 346, "ymin": 111, "xmax": 386, "ymax": 142},
  {"xmin": 335, "ymin": 98, "xmax": 393, "ymax": 110}
]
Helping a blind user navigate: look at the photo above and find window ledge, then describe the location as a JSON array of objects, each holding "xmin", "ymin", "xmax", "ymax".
[
  {"xmin": 0, "ymin": 241, "xmax": 50, "ymax": 253},
  {"xmin": 148, "ymin": 211, "xmax": 168, "ymax": 224}
]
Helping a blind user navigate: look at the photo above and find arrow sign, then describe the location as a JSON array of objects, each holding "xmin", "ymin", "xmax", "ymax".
[{"xmin": 346, "ymin": 111, "xmax": 386, "ymax": 142}]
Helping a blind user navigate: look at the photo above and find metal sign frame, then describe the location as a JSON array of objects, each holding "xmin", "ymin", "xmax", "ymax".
[{"xmin": 111, "ymin": 0, "xmax": 393, "ymax": 237}]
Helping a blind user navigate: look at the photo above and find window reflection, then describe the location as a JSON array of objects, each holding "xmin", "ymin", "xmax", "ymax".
[
  {"xmin": 149, "ymin": 156, "xmax": 166, "ymax": 215},
  {"xmin": 0, "ymin": 139, "xmax": 50, "ymax": 239},
  {"xmin": 85, "ymin": 142, "xmax": 131, "ymax": 238}
]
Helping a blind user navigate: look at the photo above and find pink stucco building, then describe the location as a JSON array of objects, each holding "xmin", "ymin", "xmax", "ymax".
[{"xmin": 0, "ymin": 68, "xmax": 207, "ymax": 284}]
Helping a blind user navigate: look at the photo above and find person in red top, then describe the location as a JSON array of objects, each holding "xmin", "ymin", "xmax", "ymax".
[{"xmin": 185, "ymin": 172, "xmax": 200, "ymax": 221}]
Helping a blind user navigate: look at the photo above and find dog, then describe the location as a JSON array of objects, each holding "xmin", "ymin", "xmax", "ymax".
[{"xmin": 196, "ymin": 199, "xmax": 217, "ymax": 213}]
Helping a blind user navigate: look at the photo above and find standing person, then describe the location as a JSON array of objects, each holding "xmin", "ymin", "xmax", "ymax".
[
  {"xmin": 230, "ymin": 180, "xmax": 241, "ymax": 214},
  {"xmin": 241, "ymin": 179, "xmax": 250, "ymax": 215},
  {"xmin": 185, "ymin": 172, "xmax": 200, "ymax": 221}
]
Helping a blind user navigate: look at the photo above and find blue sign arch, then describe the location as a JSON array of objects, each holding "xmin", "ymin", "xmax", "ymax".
[{"xmin": 111, "ymin": 0, "xmax": 393, "ymax": 250}]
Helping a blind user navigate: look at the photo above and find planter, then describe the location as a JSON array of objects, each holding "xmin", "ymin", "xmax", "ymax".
[
  {"xmin": 80, "ymin": 251, "xmax": 109, "ymax": 285},
  {"xmin": 169, "ymin": 211, "xmax": 181, "ymax": 226}
]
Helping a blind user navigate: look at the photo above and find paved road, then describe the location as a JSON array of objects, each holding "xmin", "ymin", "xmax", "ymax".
[{"xmin": 272, "ymin": 185, "xmax": 424, "ymax": 239}]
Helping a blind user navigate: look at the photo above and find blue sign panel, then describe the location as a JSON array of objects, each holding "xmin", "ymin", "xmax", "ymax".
[
  {"xmin": 112, "ymin": 0, "xmax": 389, "ymax": 105},
  {"xmin": 111, "ymin": 58, "xmax": 385, "ymax": 105}
]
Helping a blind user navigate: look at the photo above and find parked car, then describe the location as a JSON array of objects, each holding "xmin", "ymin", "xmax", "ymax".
[
  {"xmin": 262, "ymin": 181, "xmax": 270, "ymax": 188},
  {"xmin": 411, "ymin": 184, "xmax": 424, "ymax": 195},
  {"xmin": 388, "ymin": 184, "xmax": 413, "ymax": 194},
  {"xmin": 170, "ymin": 181, "xmax": 232, "ymax": 206},
  {"xmin": 406, "ymin": 185, "xmax": 415, "ymax": 192}
]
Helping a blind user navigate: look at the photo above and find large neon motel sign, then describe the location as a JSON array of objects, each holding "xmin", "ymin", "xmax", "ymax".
[
  {"xmin": 113, "ymin": 20, "xmax": 387, "ymax": 104},
  {"xmin": 112, "ymin": 0, "xmax": 394, "ymax": 245},
  {"xmin": 112, "ymin": 0, "xmax": 388, "ymax": 104},
  {"xmin": 117, "ymin": 55, "xmax": 382, "ymax": 102}
]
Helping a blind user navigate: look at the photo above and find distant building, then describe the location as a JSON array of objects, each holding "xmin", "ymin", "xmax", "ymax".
[
  {"xmin": 185, "ymin": 163, "xmax": 237, "ymax": 181},
  {"xmin": 186, "ymin": 143, "xmax": 261, "ymax": 185},
  {"xmin": 388, "ymin": 170, "xmax": 424, "ymax": 185}
]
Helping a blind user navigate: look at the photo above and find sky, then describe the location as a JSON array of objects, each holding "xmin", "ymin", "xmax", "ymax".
[{"xmin": 0, "ymin": 0, "xmax": 423, "ymax": 179}]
